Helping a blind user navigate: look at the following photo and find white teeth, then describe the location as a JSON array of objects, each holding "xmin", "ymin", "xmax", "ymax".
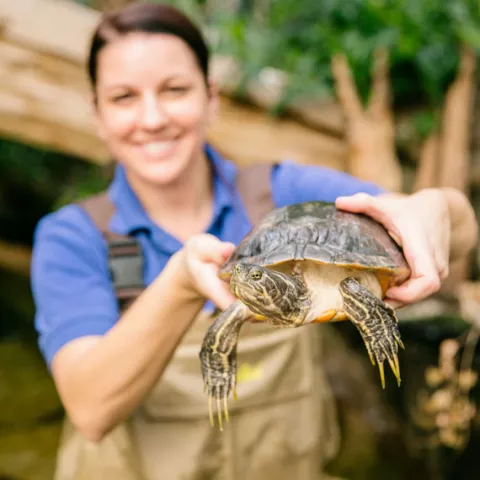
[{"xmin": 142, "ymin": 141, "xmax": 175, "ymax": 156}]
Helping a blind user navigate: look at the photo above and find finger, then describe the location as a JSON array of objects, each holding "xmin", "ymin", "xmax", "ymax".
[
  {"xmin": 387, "ymin": 228, "xmax": 442, "ymax": 302},
  {"xmin": 437, "ymin": 262, "xmax": 449, "ymax": 281},
  {"xmin": 384, "ymin": 298, "xmax": 405, "ymax": 309},
  {"xmin": 387, "ymin": 272, "xmax": 441, "ymax": 304},
  {"xmin": 387, "ymin": 242, "xmax": 440, "ymax": 303},
  {"xmin": 431, "ymin": 232, "xmax": 450, "ymax": 281},
  {"xmin": 432, "ymin": 246, "xmax": 449, "ymax": 280},
  {"xmin": 198, "ymin": 266, "xmax": 236, "ymax": 310},
  {"xmin": 336, "ymin": 193, "xmax": 399, "ymax": 235}
]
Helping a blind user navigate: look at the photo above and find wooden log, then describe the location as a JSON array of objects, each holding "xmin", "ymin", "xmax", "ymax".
[
  {"xmin": 0, "ymin": 38, "xmax": 109, "ymax": 163},
  {"xmin": 0, "ymin": 0, "xmax": 108, "ymax": 162},
  {"xmin": 413, "ymin": 133, "xmax": 440, "ymax": 192},
  {"xmin": 0, "ymin": 0, "xmax": 99, "ymax": 63},
  {"xmin": 437, "ymin": 47, "xmax": 476, "ymax": 193},
  {"xmin": 332, "ymin": 50, "xmax": 403, "ymax": 192},
  {"xmin": 91, "ymin": 0, "xmax": 135, "ymax": 12},
  {"xmin": 209, "ymin": 97, "xmax": 347, "ymax": 169},
  {"xmin": 0, "ymin": 240, "xmax": 31, "ymax": 276}
]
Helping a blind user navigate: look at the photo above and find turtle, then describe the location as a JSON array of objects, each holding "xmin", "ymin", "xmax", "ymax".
[{"xmin": 199, "ymin": 200, "xmax": 410, "ymax": 429}]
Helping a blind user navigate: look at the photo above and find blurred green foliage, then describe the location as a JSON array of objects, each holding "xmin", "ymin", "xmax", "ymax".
[
  {"xmin": 208, "ymin": 0, "xmax": 480, "ymax": 110},
  {"xmin": 0, "ymin": 139, "xmax": 107, "ymax": 244}
]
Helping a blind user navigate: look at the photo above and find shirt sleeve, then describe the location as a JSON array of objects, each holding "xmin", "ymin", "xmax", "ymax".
[
  {"xmin": 31, "ymin": 205, "xmax": 119, "ymax": 368},
  {"xmin": 271, "ymin": 161, "xmax": 386, "ymax": 207}
]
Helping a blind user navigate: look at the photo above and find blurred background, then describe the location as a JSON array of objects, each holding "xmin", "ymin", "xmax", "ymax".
[{"xmin": 1, "ymin": 0, "xmax": 480, "ymax": 478}]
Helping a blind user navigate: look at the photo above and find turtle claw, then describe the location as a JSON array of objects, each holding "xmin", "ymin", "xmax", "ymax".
[
  {"xmin": 371, "ymin": 347, "xmax": 401, "ymax": 389},
  {"xmin": 378, "ymin": 362, "xmax": 386, "ymax": 389},
  {"xmin": 208, "ymin": 395, "xmax": 214, "ymax": 427},
  {"xmin": 376, "ymin": 354, "xmax": 401, "ymax": 389},
  {"xmin": 387, "ymin": 355, "xmax": 401, "ymax": 387},
  {"xmin": 206, "ymin": 382, "xmax": 234, "ymax": 431},
  {"xmin": 217, "ymin": 396, "xmax": 224, "ymax": 431},
  {"xmin": 361, "ymin": 329, "xmax": 400, "ymax": 386},
  {"xmin": 365, "ymin": 331, "xmax": 402, "ymax": 388}
]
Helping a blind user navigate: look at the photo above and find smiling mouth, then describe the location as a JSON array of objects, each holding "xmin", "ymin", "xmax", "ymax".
[{"xmin": 138, "ymin": 139, "xmax": 178, "ymax": 157}]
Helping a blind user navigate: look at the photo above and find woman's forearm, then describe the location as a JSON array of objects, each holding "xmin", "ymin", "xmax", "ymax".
[{"xmin": 52, "ymin": 251, "xmax": 204, "ymax": 442}]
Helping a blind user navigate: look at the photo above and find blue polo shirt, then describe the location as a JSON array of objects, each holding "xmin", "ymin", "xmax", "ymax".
[{"xmin": 31, "ymin": 144, "xmax": 384, "ymax": 367}]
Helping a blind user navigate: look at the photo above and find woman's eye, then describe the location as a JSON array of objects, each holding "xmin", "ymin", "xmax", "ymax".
[
  {"xmin": 111, "ymin": 93, "xmax": 134, "ymax": 103},
  {"xmin": 167, "ymin": 86, "xmax": 188, "ymax": 93}
]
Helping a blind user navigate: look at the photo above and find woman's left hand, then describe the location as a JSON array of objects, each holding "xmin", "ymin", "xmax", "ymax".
[{"xmin": 336, "ymin": 189, "xmax": 451, "ymax": 308}]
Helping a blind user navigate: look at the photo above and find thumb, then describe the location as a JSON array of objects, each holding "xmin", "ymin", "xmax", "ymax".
[
  {"xmin": 205, "ymin": 274, "xmax": 236, "ymax": 310},
  {"xmin": 187, "ymin": 235, "xmax": 234, "ymax": 265},
  {"xmin": 220, "ymin": 242, "xmax": 236, "ymax": 261}
]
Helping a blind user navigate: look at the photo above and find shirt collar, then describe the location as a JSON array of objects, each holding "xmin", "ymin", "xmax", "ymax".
[{"xmin": 107, "ymin": 143, "xmax": 238, "ymax": 236}]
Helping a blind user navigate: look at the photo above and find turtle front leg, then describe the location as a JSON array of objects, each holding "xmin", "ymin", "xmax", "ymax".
[
  {"xmin": 199, "ymin": 301, "xmax": 251, "ymax": 430},
  {"xmin": 339, "ymin": 277, "xmax": 404, "ymax": 388}
]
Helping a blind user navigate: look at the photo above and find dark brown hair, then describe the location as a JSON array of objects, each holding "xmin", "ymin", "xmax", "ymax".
[{"xmin": 87, "ymin": 2, "xmax": 210, "ymax": 89}]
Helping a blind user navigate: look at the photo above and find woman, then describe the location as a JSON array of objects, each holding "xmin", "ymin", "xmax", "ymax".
[{"xmin": 31, "ymin": 3, "xmax": 477, "ymax": 480}]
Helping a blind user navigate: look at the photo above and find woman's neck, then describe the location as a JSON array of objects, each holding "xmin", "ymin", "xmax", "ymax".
[{"xmin": 126, "ymin": 154, "xmax": 214, "ymax": 241}]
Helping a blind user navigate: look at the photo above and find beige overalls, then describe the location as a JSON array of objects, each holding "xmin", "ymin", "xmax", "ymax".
[{"xmin": 53, "ymin": 165, "xmax": 340, "ymax": 480}]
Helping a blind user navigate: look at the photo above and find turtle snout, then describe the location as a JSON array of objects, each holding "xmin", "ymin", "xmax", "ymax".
[
  {"xmin": 232, "ymin": 263, "xmax": 249, "ymax": 280},
  {"xmin": 230, "ymin": 264, "xmax": 250, "ymax": 295}
]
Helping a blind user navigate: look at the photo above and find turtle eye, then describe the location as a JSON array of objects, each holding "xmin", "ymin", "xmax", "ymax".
[{"xmin": 250, "ymin": 270, "xmax": 263, "ymax": 281}]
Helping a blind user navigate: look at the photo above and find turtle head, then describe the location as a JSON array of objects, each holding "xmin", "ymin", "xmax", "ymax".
[{"xmin": 230, "ymin": 263, "xmax": 310, "ymax": 325}]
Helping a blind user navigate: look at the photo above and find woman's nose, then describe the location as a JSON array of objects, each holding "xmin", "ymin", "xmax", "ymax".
[{"xmin": 138, "ymin": 94, "xmax": 168, "ymax": 130}]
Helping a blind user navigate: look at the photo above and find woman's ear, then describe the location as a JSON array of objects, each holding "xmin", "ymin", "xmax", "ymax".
[
  {"xmin": 206, "ymin": 78, "xmax": 219, "ymax": 126},
  {"xmin": 89, "ymin": 90, "xmax": 107, "ymax": 141}
]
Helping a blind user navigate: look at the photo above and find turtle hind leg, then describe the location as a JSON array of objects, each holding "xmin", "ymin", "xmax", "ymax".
[
  {"xmin": 199, "ymin": 301, "xmax": 250, "ymax": 430},
  {"xmin": 339, "ymin": 277, "xmax": 403, "ymax": 388}
]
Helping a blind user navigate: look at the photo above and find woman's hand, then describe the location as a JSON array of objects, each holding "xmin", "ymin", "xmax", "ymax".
[
  {"xmin": 336, "ymin": 190, "xmax": 451, "ymax": 307},
  {"xmin": 176, "ymin": 234, "xmax": 237, "ymax": 310}
]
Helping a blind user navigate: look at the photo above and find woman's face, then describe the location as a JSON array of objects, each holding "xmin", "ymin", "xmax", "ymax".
[{"xmin": 94, "ymin": 32, "xmax": 217, "ymax": 186}]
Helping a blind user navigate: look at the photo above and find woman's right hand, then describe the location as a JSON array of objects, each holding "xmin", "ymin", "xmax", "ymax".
[{"xmin": 176, "ymin": 234, "xmax": 237, "ymax": 310}]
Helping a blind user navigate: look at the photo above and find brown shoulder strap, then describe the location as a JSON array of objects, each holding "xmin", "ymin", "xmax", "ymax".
[
  {"xmin": 236, "ymin": 163, "xmax": 275, "ymax": 226},
  {"xmin": 79, "ymin": 192, "xmax": 115, "ymax": 234},
  {"xmin": 78, "ymin": 193, "xmax": 144, "ymax": 309}
]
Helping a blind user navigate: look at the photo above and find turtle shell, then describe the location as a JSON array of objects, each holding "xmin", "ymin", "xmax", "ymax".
[{"xmin": 220, "ymin": 201, "xmax": 410, "ymax": 286}]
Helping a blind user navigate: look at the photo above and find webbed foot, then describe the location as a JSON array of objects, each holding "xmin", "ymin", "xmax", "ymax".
[
  {"xmin": 199, "ymin": 301, "xmax": 248, "ymax": 430},
  {"xmin": 339, "ymin": 277, "xmax": 404, "ymax": 388}
]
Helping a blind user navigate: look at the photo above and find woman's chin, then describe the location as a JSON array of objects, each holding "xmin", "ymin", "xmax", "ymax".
[{"xmin": 132, "ymin": 161, "xmax": 188, "ymax": 187}]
